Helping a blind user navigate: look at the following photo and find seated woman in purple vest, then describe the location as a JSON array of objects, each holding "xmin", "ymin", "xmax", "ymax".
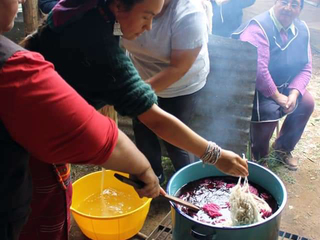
[{"xmin": 232, "ymin": 0, "xmax": 314, "ymax": 170}]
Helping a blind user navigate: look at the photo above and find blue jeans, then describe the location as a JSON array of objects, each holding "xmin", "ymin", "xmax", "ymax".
[
  {"xmin": 38, "ymin": 0, "xmax": 58, "ymax": 14},
  {"xmin": 132, "ymin": 87, "xmax": 204, "ymax": 176}
]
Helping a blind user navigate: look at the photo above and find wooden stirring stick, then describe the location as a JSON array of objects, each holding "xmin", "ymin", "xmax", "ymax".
[
  {"xmin": 114, "ymin": 173, "xmax": 200, "ymax": 212},
  {"xmin": 159, "ymin": 187, "xmax": 200, "ymax": 212}
]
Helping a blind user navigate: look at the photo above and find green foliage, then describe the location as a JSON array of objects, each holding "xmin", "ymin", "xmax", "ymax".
[
  {"xmin": 260, "ymin": 150, "xmax": 296, "ymax": 185},
  {"xmin": 161, "ymin": 156, "xmax": 176, "ymax": 187}
]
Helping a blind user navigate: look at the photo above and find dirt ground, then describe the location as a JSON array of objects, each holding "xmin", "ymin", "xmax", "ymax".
[{"xmin": 277, "ymin": 53, "xmax": 320, "ymax": 240}]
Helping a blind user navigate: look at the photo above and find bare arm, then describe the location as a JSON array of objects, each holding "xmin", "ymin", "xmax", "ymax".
[
  {"xmin": 146, "ymin": 47, "xmax": 202, "ymax": 93},
  {"xmin": 138, "ymin": 104, "xmax": 249, "ymax": 177},
  {"xmin": 101, "ymin": 130, "xmax": 160, "ymax": 198}
]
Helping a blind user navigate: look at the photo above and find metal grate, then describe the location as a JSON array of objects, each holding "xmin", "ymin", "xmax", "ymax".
[
  {"xmin": 146, "ymin": 212, "xmax": 311, "ymax": 240},
  {"xmin": 147, "ymin": 212, "xmax": 173, "ymax": 240},
  {"xmin": 278, "ymin": 231, "xmax": 311, "ymax": 240}
]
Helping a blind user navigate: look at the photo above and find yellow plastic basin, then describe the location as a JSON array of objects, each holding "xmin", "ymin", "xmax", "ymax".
[{"xmin": 71, "ymin": 170, "xmax": 151, "ymax": 240}]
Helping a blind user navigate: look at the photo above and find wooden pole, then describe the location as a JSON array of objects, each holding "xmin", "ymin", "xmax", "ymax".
[
  {"xmin": 22, "ymin": 0, "xmax": 39, "ymax": 35},
  {"xmin": 98, "ymin": 106, "xmax": 118, "ymax": 125}
]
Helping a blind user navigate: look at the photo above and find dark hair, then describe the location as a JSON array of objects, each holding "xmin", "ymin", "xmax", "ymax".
[{"xmin": 107, "ymin": 0, "xmax": 144, "ymax": 11}]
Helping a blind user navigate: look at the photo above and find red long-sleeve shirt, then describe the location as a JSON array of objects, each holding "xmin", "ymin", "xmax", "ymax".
[{"xmin": 0, "ymin": 51, "xmax": 118, "ymax": 165}]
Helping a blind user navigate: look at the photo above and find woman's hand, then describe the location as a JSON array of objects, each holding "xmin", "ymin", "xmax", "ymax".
[
  {"xmin": 272, "ymin": 91, "xmax": 288, "ymax": 109},
  {"xmin": 214, "ymin": 149, "xmax": 249, "ymax": 177},
  {"xmin": 134, "ymin": 166, "xmax": 160, "ymax": 199},
  {"xmin": 283, "ymin": 89, "xmax": 299, "ymax": 114},
  {"xmin": 102, "ymin": 130, "xmax": 160, "ymax": 198}
]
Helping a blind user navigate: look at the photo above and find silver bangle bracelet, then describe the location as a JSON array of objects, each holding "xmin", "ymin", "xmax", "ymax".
[{"xmin": 201, "ymin": 141, "xmax": 221, "ymax": 165}]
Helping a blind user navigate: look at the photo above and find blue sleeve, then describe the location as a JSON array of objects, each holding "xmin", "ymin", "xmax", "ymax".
[{"xmin": 39, "ymin": 0, "xmax": 59, "ymax": 14}]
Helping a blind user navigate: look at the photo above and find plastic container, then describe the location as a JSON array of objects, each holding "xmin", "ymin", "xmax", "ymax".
[{"xmin": 71, "ymin": 170, "xmax": 151, "ymax": 240}]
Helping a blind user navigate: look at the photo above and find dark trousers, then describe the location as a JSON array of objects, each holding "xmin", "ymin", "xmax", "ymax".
[
  {"xmin": 0, "ymin": 216, "xmax": 29, "ymax": 240},
  {"xmin": 251, "ymin": 90, "xmax": 314, "ymax": 160},
  {"xmin": 133, "ymin": 88, "xmax": 204, "ymax": 176},
  {"xmin": 38, "ymin": 0, "xmax": 58, "ymax": 14}
]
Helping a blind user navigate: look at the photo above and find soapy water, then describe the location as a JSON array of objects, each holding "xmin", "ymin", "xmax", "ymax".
[
  {"xmin": 77, "ymin": 169, "xmax": 144, "ymax": 216},
  {"xmin": 77, "ymin": 187, "xmax": 144, "ymax": 216}
]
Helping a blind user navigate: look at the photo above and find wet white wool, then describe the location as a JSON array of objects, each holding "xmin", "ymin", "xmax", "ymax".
[{"xmin": 229, "ymin": 177, "xmax": 268, "ymax": 226}]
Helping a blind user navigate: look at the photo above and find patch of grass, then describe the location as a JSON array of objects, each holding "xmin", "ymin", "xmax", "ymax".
[
  {"xmin": 264, "ymin": 151, "xmax": 296, "ymax": 185},
  {"xmin": 161, "ymin": 156, "xmax": 176, "ymax": 187},
  {"xmin": 246, "ymin": 122, "xmax": 297, "ymax": 185},
  {"xmin": 305, "ymin": 184, "xmax": 316, "ymax": 191}
]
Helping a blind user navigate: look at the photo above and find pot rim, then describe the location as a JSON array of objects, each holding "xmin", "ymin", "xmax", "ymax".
[{"xmin": 167, "ymin": 161, "xmax": 288, "ymax": 229}]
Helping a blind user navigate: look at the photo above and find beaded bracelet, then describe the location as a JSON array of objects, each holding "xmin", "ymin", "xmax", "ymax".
[{"xmin": 201, "ymin": 141, "xmax": 221, "ymax": 165}]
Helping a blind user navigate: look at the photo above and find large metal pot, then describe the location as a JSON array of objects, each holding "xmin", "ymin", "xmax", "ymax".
[{"xmin": 167, "ymin": 161, "xmax": 287, "ymax": 240}]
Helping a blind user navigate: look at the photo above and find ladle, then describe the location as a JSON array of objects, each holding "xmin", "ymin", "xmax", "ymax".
[{"xmin": 114, "ymin": 173, "xmax": 200, "ymax": 211}]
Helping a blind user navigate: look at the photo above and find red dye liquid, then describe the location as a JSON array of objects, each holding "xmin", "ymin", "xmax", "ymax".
[{"xmin": 175, "ymin": 177, "xmax": 278, "ymax": 226}]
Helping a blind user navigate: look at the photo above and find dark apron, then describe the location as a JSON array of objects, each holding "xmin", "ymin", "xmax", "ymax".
[
  {"xmin": 252, "ymin": 83, "xmax": 299, "ymax": 122},
  {"xmin": 19, "ymin": 159, "xmax": 72, "ymax": 240}
]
